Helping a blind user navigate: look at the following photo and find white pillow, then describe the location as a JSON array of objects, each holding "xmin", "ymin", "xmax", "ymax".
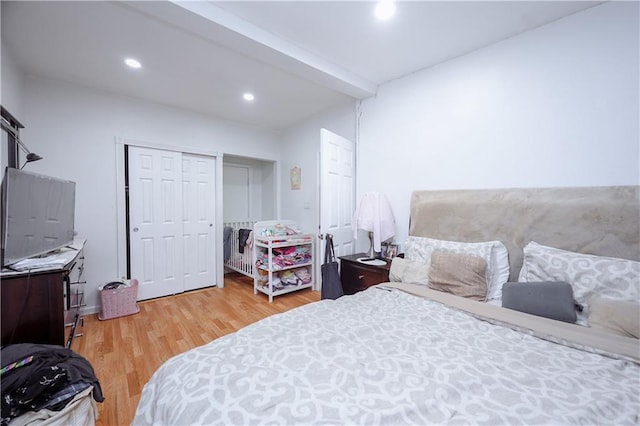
[
  {"xmin": 588, "ymin": 295, "xmax": 640, "ymax": 339},
  {"xmin": 489, "ymin": 243, "xmax": 510, "ymax": 302},
  {"xmin": 404, "ymin": 236, "xmax": 510, "ymax": 300},
  {"xmin": 518, "ymin": 241, "xmax": 640, "ymax": 325},
  {"xmin": 388, "ymin": 257, "xmax": 430, "ymax": 285}
]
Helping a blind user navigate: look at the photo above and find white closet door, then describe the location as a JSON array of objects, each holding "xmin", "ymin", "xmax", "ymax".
[
  {"xmin": 182, "ymin": 154, "xmax": 216, "ymax": 291},
  {"xmin": 128, "ymin": 146, "xmax": 184, "ymax": 300}
]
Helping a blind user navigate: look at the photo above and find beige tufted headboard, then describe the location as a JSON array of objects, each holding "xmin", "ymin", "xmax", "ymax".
[{"xmin": 409, "ymin": 186, "xmax": 640, "ymax": 281}]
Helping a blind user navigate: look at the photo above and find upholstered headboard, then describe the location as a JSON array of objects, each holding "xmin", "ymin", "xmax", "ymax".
[{"xmin": 409, "ymin": 186, "xmax": 640, "ymax": 281}]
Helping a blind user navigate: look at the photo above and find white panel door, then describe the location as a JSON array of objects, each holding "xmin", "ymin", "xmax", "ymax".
[
  {"xmin": 182, "ymin": 154, "xmax": 216, "ymax": 291},
  {"xmin": 319, "ymin": 129, "xmax": 355, "ymax": 288},
  {"xmin": 128, "ymin": 146, "xmax": 184, "ymax": 300}
]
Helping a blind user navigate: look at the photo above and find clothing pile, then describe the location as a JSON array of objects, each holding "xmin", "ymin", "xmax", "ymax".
[
  {"xmin": 238, "ymin": 229, "xmax": 253, "ymax": 254},
  {"xmin": 258, "ymin": 224, "xmax": 300, "ymax": 237},
  {"xmin": 256, "ymin": 267, "xmax": 312, "ymax": 290},
  {"xmin": 1, "ymin": 344, "xmax": 104, "ymax": 425},
  {"xmin": 255, "ymin": 246, "xmax": 312, "ymax": 270}
]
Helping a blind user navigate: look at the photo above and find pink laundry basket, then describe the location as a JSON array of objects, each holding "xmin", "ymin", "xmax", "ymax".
[{"xmin": 98, "ymin": 279, "xmax": 140, "ymax": 320}]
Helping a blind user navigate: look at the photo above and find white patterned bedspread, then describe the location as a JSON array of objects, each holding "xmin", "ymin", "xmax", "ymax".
[{"xmin": 133, "ymin": 287, "xmax": 640, "ymax": 425}]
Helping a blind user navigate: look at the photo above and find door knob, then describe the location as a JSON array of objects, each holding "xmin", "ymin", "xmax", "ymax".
[{"xmin": 133, "ymin": 227, "xmax": 139, "ymax": 232}]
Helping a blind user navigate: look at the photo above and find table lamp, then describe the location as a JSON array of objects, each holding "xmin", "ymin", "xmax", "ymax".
[{"xmin": 352, "ymin": 192, "xmax": 395, "ymax": 261}]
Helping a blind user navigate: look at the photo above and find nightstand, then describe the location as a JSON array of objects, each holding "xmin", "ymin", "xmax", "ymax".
[{"xmin": 339, "ymin": 253, "xmax": 391, "ymax": 295}]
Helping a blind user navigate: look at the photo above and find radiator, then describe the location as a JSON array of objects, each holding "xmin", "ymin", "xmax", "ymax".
[{"xmin": 223, "ymin": 221, "xmax": 255, "ymax": 278}]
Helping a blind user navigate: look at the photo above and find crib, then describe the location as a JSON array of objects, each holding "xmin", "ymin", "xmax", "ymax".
[{"xmin": 223, "ymin": 220, "xmax": 256, "ymax": 278}]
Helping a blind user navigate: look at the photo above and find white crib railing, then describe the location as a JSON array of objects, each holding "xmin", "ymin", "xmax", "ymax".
[{"xmin": 223, "ymin": 220, "xmax": 256, "ymax": 278}]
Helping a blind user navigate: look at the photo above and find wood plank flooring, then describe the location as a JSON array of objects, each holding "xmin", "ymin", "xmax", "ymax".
[{"xmin": 73, "ymin": 273, "xmax": 320, "ymax": 426}]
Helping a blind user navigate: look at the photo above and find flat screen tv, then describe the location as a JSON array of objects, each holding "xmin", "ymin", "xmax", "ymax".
[{"xmin": 1, "ymin": 167, "xmax": 76, "ymax": 267}]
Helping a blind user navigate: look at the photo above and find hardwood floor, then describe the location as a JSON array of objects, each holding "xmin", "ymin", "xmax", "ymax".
[{"xmin": 73, "ymin": 273, "xmax": 320, "ymax": 426}]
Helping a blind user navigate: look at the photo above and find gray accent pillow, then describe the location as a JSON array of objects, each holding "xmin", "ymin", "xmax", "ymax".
[{"xmin": 502, "ymin": 281, "xmax": 577, "ymax": 323}]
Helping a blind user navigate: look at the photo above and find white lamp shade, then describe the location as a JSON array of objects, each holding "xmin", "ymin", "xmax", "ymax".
[{"xmin": 352, "ymin": 192, "xmax": 395, "ymax": 252}]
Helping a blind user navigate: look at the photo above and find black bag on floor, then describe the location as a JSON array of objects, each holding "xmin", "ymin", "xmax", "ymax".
[{"xmin": 321, "ymin": 235, "xmax": 343, "ymax": 300}]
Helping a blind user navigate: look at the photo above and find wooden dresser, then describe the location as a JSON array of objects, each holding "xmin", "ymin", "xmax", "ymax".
[
  {"xmin": 1, "ymin": 240, "xmax": 86, "ymax": 348},
  {"xmin": 339, "ymin": 253, "xmax": 391, "ymax": 295}
]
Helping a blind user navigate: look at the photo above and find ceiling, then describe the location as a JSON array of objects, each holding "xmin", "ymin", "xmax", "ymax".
[{"xmin": 1, "ymin": 1, "xmax": 600, "ymax": 130}]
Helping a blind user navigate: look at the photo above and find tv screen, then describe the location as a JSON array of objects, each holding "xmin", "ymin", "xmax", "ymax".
[{"xmin": 1, "ymin": 167, "xmax": 76, "ymax": 267}]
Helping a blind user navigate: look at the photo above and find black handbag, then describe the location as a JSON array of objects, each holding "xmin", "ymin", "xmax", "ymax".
[{"xmin": 321, "ymin": 235, "xmax": 344, "ymax": 300}]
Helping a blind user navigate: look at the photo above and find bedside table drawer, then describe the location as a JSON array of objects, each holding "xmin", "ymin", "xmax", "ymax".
[{"xmin": 339, "ymin": 254, "xmax": 390, "ymax": 295}]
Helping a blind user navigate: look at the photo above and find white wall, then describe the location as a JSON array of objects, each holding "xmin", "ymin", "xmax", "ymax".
[
  {"xmin": 1, "ymin": 43, "xmax": 24, "ymax": 171},
  {"xmin": 261, "ymin": 161, "xmax": 275, "ymax": 219},
  {"xmin": 223, "ymin": 156, "xmax": 276, "ymax": 222},
  {"xmin": 21, "ymin": 75, "xmax": 281, "ymax": 313},
  {"xmin": 1, "ymin": 43, "xmax": 24, "ymax": 119},
  {"xmin": 279, "ymin": 102, "xmax": 356, "ymax": 235},
  {"xmin": 358, "ymin": 2, "xmax": 640, "ymax": 250}
]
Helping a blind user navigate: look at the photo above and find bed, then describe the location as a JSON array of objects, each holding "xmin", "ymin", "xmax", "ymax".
[{"xmin": 134, "ymin": 186, "xmax": 640, "ymax": 425}]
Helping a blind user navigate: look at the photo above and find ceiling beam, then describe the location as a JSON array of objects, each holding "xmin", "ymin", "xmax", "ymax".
[{"xmin": 124, "ymin": 1, "xmax": 377, "ymax": 99}]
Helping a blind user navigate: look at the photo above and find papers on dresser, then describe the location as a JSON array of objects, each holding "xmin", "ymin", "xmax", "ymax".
[
  {"xmin": 2, "ymin": 239, "xmax": 86, "ymax": 274},
  {"xmin": 9, "ymin": 256, "xmax": 68, "ymax": 271}
]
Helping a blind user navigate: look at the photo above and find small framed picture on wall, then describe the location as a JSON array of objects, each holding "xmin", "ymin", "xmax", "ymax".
[{"xmin": 290, "ymin": 166, "xmax": 301, "ymax": 190}]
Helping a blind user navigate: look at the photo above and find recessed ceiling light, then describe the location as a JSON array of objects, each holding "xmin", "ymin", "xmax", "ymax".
[
  {"xmin": 243, "ymin": 93, "xmax": 255, "ymax": 102},
  {"xmin": 124, "ymin": 58, "xmax": 142, "ymax": 69},
  {"xmin": 375, "ymin": 1, "xmax": 396, "ymax": 21}
]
